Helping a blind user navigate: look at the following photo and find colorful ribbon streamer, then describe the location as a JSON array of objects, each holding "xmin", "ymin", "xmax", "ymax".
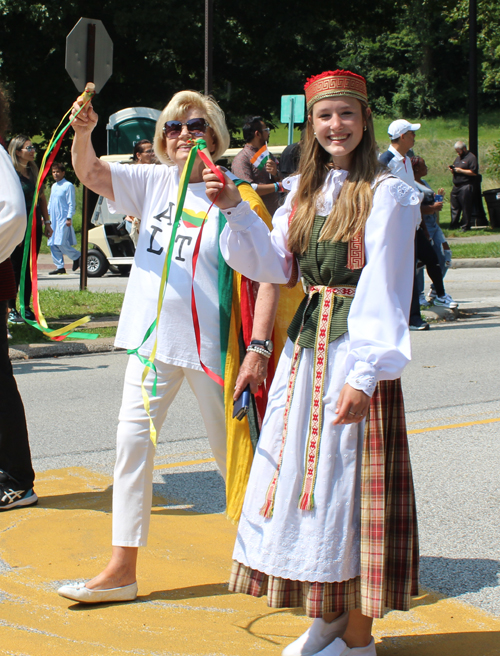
[
  {"xmin": 19, "ymin": 95, "xmax": 98, "ymax": 341},
  {"xmin": 129, "ymin": 138, "xmax": 225, "ymax": 445}
]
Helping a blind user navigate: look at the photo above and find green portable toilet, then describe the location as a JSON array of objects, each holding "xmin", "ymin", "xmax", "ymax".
[{"xmin": 106, "ymin": 107, "xmax": 161, "ymax": 155}]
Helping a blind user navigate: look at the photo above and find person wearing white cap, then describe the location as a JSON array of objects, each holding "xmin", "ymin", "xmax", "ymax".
[{"xmin": 379, "ymin": 119, "xmax": 421, "ymax": 190}]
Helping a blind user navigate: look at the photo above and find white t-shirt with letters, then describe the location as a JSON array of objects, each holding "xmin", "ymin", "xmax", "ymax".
[{"xmin": 110, "ymin": 162, "xmax": 223, "ymax": 375}]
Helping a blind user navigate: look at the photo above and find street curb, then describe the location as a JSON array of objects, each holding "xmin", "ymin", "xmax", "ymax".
[
  {"xmin": 452, "ymin": 258, "xmax": 500, "ymax": 268},
  {"xmin": 9, "ymin": 338, "xmax": 119, "ymax": 361}
]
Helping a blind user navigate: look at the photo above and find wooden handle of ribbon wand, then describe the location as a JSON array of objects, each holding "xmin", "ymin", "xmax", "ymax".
[{"xmin": 78, "ymin": 82, "xmax": 96, "ymax": 105}]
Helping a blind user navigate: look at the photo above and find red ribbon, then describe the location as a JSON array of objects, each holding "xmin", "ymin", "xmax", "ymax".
[{"xmin": 190, "ymin": 151, "xmax": 226, "ymax": 386}]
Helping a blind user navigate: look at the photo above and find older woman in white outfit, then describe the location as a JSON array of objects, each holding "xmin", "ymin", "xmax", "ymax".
[
  {"xmin": 57, "ymin": 90, "xmax": 280, "ymax": 604},
  {"xmin": 204, "ymin": 69, "xmax": 420, "ymax": 656}
]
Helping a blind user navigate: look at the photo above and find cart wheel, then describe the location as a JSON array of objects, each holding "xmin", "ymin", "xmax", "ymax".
[{"xmin": 87, "ymin": 249, "xmax": 109, "ymax": 277}]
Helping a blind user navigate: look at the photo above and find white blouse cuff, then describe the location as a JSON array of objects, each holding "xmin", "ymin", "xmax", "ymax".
[
  {"xmin": 220, "ymin": 200, "xmax": 256, "ymax": 231},
  {"xmin": 345, "ymin": 361, "xmax": 377, "ymax": 397}
]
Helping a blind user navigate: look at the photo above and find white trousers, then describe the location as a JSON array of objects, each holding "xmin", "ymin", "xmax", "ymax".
[{"xmin": 112, "ymin": 355, "xmax": 226, "ymax": 547}]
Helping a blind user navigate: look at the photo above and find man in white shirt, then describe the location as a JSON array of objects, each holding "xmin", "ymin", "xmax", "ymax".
[{"xmin": 379, "ymin": 119, "xmax": 421, "ymax": 189}]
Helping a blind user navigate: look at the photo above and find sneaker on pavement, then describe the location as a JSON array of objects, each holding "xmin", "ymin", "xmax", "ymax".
[
  {"xmin": 48, "ymin": 268, "xmax": 66, "ymax": 275},
  {"xmin": 7, "ymin": 309, "xmax": 23, "ymax": 324},
  {"xmin": 434, "ymin": 294, "xmax": 458, "ymax": 309},
  {"xmin": 0, "ymin": 487, "xmax": 38, "ymax": 511},
  {"xmin": 409, "ymin": 321, "xmax": 430, "ymax": 331},
  {"xmin": 72, "ymin": 257, "xmax": 80, "ymax": 272}
]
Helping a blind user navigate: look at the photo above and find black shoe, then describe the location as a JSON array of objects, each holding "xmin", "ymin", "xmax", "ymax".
[
  {"xmin": 460, "ymin": 226, "xmax": 471, "ymax": 232},
  {"xmin": 7, "ymin": 309, "xmax": 23, "ymax": 324},
  {"xmin": 24, "ymin": 308, "xmax": 36, "ymax": 322},
  {"xmin": 409, "ymin": 321, "xmax": 430, "ymax": 331},
  {"xmin": 0, "ymin": 486, "xmax": 38, "ymax": 511},
  {"xmin": 49, "ymin": 268, "xmax": 66, "ymax": 275},
  {"xmin": 72, "ymin": 257, "xmax": 80, "ymax": 272}
]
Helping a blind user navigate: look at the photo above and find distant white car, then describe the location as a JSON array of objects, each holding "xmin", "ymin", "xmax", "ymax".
[{"xmin": 87, "ymin": 196, "xmax": 134, "ymax": 277}]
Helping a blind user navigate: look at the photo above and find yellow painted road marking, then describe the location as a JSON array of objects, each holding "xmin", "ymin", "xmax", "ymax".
[
  {"xmin": 408, "ymin": 416, "xmax": 500, "ymax": 435},
  {"xmin": 154, "ymin": 457, "xmax": 216, "ymax": 470},
  {"xmin": 1, "ymin": 467, "xmax": 500, "ymax": 656}
]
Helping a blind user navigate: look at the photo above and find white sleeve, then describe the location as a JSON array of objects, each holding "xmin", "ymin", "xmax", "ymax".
[
  {"xmin": 108, "ymin": 163, "xmax": 157, "ymax": 217},
  {"xmin": 67, "ymin": 183, "xmax": 76, "ymax": 219},
  {"xmin": 345, "ymin": 178, "xmax": 421, "ymax": 396},
  {"xmin": 0, "ymin": 147, "xmax": 27, "ymax": 262},
  {"xmin": 219, "ymin": 188, "xmax": 296, "ymax": 284}
]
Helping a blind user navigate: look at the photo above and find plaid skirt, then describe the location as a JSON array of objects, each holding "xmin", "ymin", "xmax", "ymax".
[{"xmin": 229, "ymin": 378, "xmax": 419, "ymax": 619}]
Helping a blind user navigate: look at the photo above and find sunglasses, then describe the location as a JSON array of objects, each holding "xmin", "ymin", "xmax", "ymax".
[
  {"xmin": 23, "ymin": 145, "xmax": 36, "ymax": 152},
  {"xmin": 163, "ymin": 118, "xmax": 210, "ymax": 139}
]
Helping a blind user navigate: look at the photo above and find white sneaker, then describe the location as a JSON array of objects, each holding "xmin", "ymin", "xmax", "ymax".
[
  {"xmin": 315, "ymin": 637, "xmax": 377, "ymax": 656},
  {"xmin": 434, "ymin": 293, "xmax": 458, "ymax": 309},
  {"xmin": 282, "ymin": 614, "xmax": 349, "ymax": 656}
]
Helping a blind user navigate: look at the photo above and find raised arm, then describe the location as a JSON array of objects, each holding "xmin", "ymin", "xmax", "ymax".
[{"xmin": 70, "ymin": 99, "xmax": 114, "ymax": 200}]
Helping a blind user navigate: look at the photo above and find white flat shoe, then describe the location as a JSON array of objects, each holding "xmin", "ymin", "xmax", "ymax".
[
  {"xmin": 282, "ymin": 614, "xmax": 349, "ymax": 656},
  {"xmin": 57, "ymin": 581, "xmax": 138, "ymax": 603},
  {"xmin": 315, "ymin": 637, "xmax": 377, "ymax": 656}
]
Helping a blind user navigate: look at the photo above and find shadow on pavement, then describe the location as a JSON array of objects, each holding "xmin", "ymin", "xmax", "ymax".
[{"xmin": 420, "ymin": 555, "xmax": 500, "ymax": 596}]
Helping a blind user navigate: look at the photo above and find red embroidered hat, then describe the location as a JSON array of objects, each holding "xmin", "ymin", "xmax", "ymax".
[{"xmin": 304, "ymin": 70, "xmax": 368, "ymax": 110}]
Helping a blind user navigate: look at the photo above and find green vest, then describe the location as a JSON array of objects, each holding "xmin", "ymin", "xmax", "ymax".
[{"xmin": 287, "ymin": 216, "xmax": 364, "ymax": 348}]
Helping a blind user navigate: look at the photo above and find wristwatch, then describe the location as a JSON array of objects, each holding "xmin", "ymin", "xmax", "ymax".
[{"xmin": 249, "ymin": 339, "xmax": 273, "ymax": 354}]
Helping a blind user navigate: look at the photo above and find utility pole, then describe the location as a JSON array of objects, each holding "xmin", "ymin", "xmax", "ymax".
[
  {"xmin": 205, "ymin": 0, "xmax": 213, "ymax": 95},
  {"xmin": 469, "ymin": 0, "xmax": 478, "ymax": 159}
]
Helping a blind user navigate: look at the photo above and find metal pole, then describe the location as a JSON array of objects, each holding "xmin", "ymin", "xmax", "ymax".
[
  {"xmin": 80, "ymin": 23, "xmax": 96, "ymax": 291},
  {"xmin": 204, "ymin": 0, "xmax": 213, "ymax": 95},
  {"xmin": 288, "ymin": 97, "xmax": 294, "ymax": 146},
  {"xmin": 469, "ymin": 0, "xmax": 478, "ymax": 159}
]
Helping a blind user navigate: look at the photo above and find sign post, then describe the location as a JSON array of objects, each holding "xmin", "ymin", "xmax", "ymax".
[
  {"xmin": 66, "ymin": 17, "xmax": 113, "ymax": 290},
  {"xmin": 280, "ymin": 95, "xmax": 306, "ymax": 145}
]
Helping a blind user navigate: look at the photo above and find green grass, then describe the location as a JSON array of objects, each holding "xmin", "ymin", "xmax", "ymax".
[
  {"xmin": 441, "ymin": 227, "xmax": 500, "ymax": 238},
  {"xmin": 8, "ymin": 289, "xmax": 123, "ymax": 345},
  {"xmin": 449, "ymin": 241, "xmax": 500, "ymax": 258}
]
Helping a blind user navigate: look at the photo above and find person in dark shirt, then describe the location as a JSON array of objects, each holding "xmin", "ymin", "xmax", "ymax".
[{"xmin": 449, "ymin": 141, "xmax": 478, "ymax": 231}]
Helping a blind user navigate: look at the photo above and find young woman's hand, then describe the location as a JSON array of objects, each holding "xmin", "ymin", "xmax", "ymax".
[
  {"xmin": 333, "ymin": 383, "xmax": 370, "ymax": 425},
  {"xmin": 202, "ymin": 167, "xmax": 242, "ymax": 209}
]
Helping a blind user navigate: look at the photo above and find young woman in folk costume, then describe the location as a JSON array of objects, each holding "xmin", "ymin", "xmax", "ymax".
[{"xmin": 204, "ymin": 70, "xmax": 421, "ymax": 656}]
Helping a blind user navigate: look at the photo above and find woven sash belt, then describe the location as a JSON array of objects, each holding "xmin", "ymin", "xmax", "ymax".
[{"xmin": 260, "ymin": 284, "xmax": 357, "ymax": 518}]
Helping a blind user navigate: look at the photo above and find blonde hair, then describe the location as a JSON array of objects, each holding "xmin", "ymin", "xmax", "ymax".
[
  {"xmin": 287, "ymin": 102, "xmax": 381, "ymax": 255},
  {"xmin": 153, "ymin": 90, "xmax": 230, "ymax": 166},
  {"xmin": 8, "ymin": 134, "xmax": 39, "ymax": 182}
]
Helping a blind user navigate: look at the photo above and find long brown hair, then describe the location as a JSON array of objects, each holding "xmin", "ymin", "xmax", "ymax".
[{"xmin": 287, "ymin": 103, "xmax": 381, "ymax": 255}]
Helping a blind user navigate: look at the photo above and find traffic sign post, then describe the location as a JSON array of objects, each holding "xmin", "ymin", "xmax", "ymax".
[
  {"xmin": 66, "ymin": 18, "xmax": 113, "ymax": 290},
  {"xmin": 280, "ymin": 95, "xmax": 306, "ymax": 145}
]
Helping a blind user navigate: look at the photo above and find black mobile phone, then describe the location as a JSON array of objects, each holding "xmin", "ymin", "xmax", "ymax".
[{"xmin": 233, "ymin": 385, "xmax": 251, "ymax": 421}]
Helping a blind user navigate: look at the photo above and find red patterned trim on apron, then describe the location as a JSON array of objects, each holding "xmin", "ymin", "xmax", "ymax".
[
  {"xmin": 260, "ymin": 284, "xmax": 356, "ymax": 518},
  {"xmin": 347, "ymin": 233, "xmax": 365, "ymax": 270}
]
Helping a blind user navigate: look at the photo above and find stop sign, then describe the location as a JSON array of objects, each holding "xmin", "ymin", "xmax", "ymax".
[{"xmin": 66, "ymin": 18, "xmax": 113, "ymax": 93}]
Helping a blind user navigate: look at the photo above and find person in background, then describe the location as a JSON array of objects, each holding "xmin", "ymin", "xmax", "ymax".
[
  {"xmin": 0, "ymin": 83, "xmax": 38, "ymax": 510},
  {"xmin": 47, "ymin": 161, "xmax": 80, "ymax": 274},
  {"xmin": 279, "ymin": 127, "xmax": 305, "ymax": 179},
  {"xmin": 449, "ymin": 141, "xmax": 478, "ymax": 232},
  {"xmin": 7, "ymin": 134, "xmax": 52, "ymax": 324},
  {"xmin": 124, "ymin": 140, "xmax": 155, "ymax": 246},
  {"xmin": 131, "ymin": 139, "xmax": 154, "ymax": 164},
  {"xmin": 411, "ymin": 157, "xmax": 452, "ymax": 304},
  {"xmin": 379, "ymin": 119, "xmax": 421, "ymax": 189},
  {"xmin": 231, "ymin": 116, "xmax": 282, "ymax": 215}
]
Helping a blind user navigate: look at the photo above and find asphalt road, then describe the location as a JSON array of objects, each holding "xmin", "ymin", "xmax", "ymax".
[{"xmin": 13, "ymin": 266, "xmax": 500, "ymax": 618}]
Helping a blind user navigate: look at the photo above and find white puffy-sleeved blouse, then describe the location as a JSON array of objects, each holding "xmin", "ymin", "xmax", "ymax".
[{"xmin": 219, "ymin": 170, "xmax": 421, "ymax": 396}]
